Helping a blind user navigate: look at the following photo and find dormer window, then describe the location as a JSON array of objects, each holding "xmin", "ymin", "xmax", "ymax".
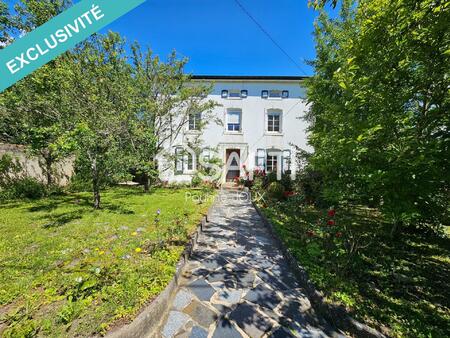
[
  {"xmin": 261, "ymin": 90, "xmax": 268, "ymax": 98},
  {"xmin": 282, "ymin": 90, "xmax": 289, "ymax": 98},
  {"xmin": 269, "ymin": 90, "xmax": 282, "ymax": 98},
  {"xmin": 229, "ymin": 90, "xmax": 240, "ymax": 98},
  {"xmin": 241, "ymin": 90, "xmax": 248, "ymax": 98},
  {"xmin": 221, "ymin": 90, "xmax": 228, "ymax": 98}
]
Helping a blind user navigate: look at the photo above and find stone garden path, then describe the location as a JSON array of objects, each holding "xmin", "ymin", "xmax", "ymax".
[{"xmin": 157, "ymin": 189, "xmax": 343, "ymax": 338}]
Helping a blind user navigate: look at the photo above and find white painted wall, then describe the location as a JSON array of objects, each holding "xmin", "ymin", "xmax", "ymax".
[{"xmin": 158, "ymin": 78, "xmax": 310, "ymax": 184}]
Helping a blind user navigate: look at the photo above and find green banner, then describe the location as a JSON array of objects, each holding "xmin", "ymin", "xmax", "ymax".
[{"xmin": 0, "ymin": 0, "xmax": 145, "ymax": 93}]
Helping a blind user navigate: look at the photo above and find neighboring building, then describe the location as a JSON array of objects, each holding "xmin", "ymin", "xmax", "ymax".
[{"xmin": 158, "ymin": 75, "xmax": 310, "ymax": 184}]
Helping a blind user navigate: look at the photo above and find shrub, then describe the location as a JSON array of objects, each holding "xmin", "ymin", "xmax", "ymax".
[
  {"xmin": 11, "ymin": 177, "xmax": 47, "ymax": 199},
  {"xmin": 267, "ymin": 181, "xmax": 285, "ymax": 200},
  {"xmin": 0, "ymin": 154, "xmax": 22, "ymax": 187},
  {"xmin": 280, "ymin": 173, "xmax": 293, "ymax": 191},
  {"xmin": 265, "ymin": 172, "xmax": 278, "ymax": 187},
  {"xmin": 1, "ymin": 177, "xmax": 47, "ymax": 200}
]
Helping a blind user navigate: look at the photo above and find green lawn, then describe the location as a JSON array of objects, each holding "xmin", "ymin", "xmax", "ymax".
[
  {"xmin": 259, "ymin": 199, "xmax": 450, "ymax": 338},
  {"xmin": 0, "ymin": 187, "xmax": 215, "ymax": 337}
]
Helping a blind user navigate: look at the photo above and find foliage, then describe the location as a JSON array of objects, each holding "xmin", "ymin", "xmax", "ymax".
[
  {"xmin": 267, "ymin": 181, "xmax": 285, "ymax": 200},
  {"xmin": 7, "ymin": 177, "xmax": 47, "ymax": 199},
  {"xmin": 0, "ymin": 187, "xmax": 215, "ymax": 337},
  {"xmin": 0, "ymin": 0, "xmax": 74, "ymax": 185},
  {"xmin": 305, "ymin": 0, "xmax": 450, "ymax": 232},
  {"xmin": 259, "ymin": 199, "xmax": 450, "ymax": 338},
  {"xmin": 0, "ymin": 154, "xmax": 22, "ymax": 186},
  {"xmin": 129, "ymin": 44, "xmax": 217, "ymax": 191}
]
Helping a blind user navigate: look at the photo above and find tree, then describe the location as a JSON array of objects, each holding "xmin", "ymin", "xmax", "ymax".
[
  {"xmin": 0, "ymin": 0, "xmax": 74, "ymax": 185},
  {"xmin": 305, "ymin": 0, "xmax": 450, "ymax": 233},
  {"xmin": 129, "ymin": 44, "xmax": 217, "ymax": 192},
  {"xmin": 66, "ymin": 32, "xmax": 135, "ymax": 209}
]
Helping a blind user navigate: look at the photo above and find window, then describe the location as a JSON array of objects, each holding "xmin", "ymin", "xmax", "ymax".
[
  {"xmin": 174, "ymin": 147, "xmax": 184, "ymax": 174},
  {"xmin": 188, "ymin": 112, "xmax": 201, "ymax": 131},
  {"xmin": 241, "ymin": 90, "xmax": 248, "ymax": 98},
  {"xmin": 255, "ymin": 149, "xmax": 265, "ymax": 168},
  {"xmin": 266, "ymin": 153, "xmax": 279, "ymax": 173},
  {"xmin": 221, "ymin": 90, "xmax": 228, "ymax": 98},
  {"xmin": 227, "ymin": 110, "xmax": 241, "ymax": 131},
  {"xmin": 229, "ymin": 90, "xmax": 240, "ymax": 98},
  {"xmin": 283, "ymin": 149, "xmax": 291, "ymax": 172},
  {"xmin": 261, "ymin": 90, "xmax": 268, "ymax": 98},
  {"xmin": 267, "ymin": 111, "xmax": 281, "ymax": 132},
  {"xmin": 282, "ymin": 90, "xmax": 289, "ymax": 98},
  {"xmin": 187, "ymin": 152, "xmax": 195, "ymax": 171},
  {"xmin": 269, "ymin": 90, "xmax": 282, "ymax": 98}
]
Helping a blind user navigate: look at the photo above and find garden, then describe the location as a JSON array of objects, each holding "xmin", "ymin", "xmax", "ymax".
[
  {"xmin": 248, "ymin": 171, "xmax": 449, "ymax": 338},
  {"xmin": 0, "ymin": 186, "xmax": 215, "ymax": 337}
]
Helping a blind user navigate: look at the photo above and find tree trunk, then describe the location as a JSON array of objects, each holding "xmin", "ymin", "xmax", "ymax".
[
  {"xmin": 42, "ymin": 151, "xmax": 54, "ymax": 186},
  {"xmin": 45, "ymin": 156, "xmax": 53, "ymax": 186},
  {"xmin": 143, "ymin": 172, "xmax": 150, "ymax": 193},
  {"xmin": 91, "ymin": 157, "xmax": 101, "ymax": 209}
]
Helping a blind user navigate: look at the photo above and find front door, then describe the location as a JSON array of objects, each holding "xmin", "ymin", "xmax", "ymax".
[{"xmin": 225, "ymin": 149, "xmax": 240, "ymax": 182}]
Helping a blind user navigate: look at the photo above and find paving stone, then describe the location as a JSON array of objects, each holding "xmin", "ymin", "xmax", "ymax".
[
  {"xmin": 189, "ymin": 326, "xmax": 208, "ymax": 338},
  {"xmin": 234, "ymin": 271, "xmax": 256, "ymax": 288},
  {"xmin": 211, "ymin": 318, "xmax": 244, "ymax": 338},
  {"xmin": 158, "ymin": 190, "xmax": 337, "ymax": 338},
  {"xmin": 183, "ymin": 299, "xmax": 217, "ymax": 328},
  {"xmin": 203, "ymin": 255, "xmax": 228, "ymax": 270},
  {"xmin": 173, "ymin": 289, "xmax": 194, "ymax": 310},
  {"xmin": 244, "ymin": 283, "xmax": 281, "ymax": 309},
  {"xmin": 268, "ymin": 327, "xmax": 295, "ymax": 338},
  {"xmin": 162, "ymin": 311, "xmax": 190, "ymax": 338},
  {"xmin": 212, "ymin": 303, "xmax": 232, "ymax": 313},
  {"xmin": 258, "ymin": 271, "xmax": 289, "ymax": 291},
  {"xmin": 186, "ymin": 278, "xmax": 216, "ymax": 302},
  {"xmin": 215, "ymin": 289, "xmax": 243, "ymax": 305},
  {"xmin": 229, "ymin": 302, "xmax": 273, "ymax": 338}
]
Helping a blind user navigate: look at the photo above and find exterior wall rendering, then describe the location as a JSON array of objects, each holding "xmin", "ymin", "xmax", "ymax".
[{"xmin": 158, "ymin": 75, "xmax": 310, "ymax": 184}]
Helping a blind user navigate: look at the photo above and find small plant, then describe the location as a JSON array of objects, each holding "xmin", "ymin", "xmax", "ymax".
[{"xmin": 267, "ymin": 181, "xmax": 285, "ymax": 200}]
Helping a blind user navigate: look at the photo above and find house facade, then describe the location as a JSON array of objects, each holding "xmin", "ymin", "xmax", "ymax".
[{"xmin": 158, "ymin": 75, "xmax": 310, "ymax": 184}]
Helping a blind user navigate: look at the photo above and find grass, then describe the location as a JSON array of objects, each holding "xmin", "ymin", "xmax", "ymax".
[
  {"xmin": 258, "ymin": 198, "xmax": 450, "ymax": 338},
  {"xmin": 0, "ymin": 186, "xmax": 215, "ymax": 337}
]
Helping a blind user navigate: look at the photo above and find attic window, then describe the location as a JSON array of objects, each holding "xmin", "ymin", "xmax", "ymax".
[
  {"xmin": 269, "ymin": 90, "xmax": 282, "ymax": 98},
  {"xmin": 229, "ymin": 90, "xmax": 241, "ymax": 98}
]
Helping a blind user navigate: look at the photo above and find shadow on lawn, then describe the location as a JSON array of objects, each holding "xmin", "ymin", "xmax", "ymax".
[{"xmin": 23, "ymin": 192, "xmax": 136, "ymax": 228}]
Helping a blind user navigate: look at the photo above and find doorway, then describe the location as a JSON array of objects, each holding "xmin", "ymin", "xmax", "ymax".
[{"xmin": 225, "ymin": 149, "xmax": 240, "ymax": 182}]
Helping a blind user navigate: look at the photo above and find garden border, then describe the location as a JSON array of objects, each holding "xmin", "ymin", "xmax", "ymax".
[
  {"xmin": 251, "ymin": 197, "xmax": 386, "ymax": 338},
  {"xmin": 105, "ymin": 198, "xmax": 216, "ymax": 338}
]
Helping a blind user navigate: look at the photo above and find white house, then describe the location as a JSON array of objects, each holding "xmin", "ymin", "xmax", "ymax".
[{"xmin": 158, "ymin": 75, "xmax": 310, "ymax": 184}]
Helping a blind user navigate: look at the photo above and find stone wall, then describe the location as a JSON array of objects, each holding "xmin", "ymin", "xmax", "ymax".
[{"xmin": 0, "ymin": 143, "xmax": 74, "ymax": 186}]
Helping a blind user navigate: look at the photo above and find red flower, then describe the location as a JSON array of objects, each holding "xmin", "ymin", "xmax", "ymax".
[
  {"xmin": 283, "ymin": 191, "xmax": 295, "ymax": 197},
  {"xmin": 327, "ymin": 209, "xmax": 336, "ymax": 217},
  {"xmin": 327, "ymin": 220, "xmax": 335, "ymax": 226},
  {"xmin": 306, "ymin": 230, "xmax": 315, "ymax": 237},
  {"xmin": 335, "ymin": 231, "xmax": 343, "ymax": 238}
]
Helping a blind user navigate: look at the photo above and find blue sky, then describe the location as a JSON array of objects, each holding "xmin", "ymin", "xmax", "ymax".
[{"xmin": 6, "ymin": 0, "xmax": 339, "ymax": 76}]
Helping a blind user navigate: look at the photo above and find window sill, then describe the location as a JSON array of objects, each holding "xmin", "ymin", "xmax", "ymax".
[
  {"xmin": 185, "ymin": 130, "xmax": 201, "ymax": 135},
  {"xmin": 224, "ymin": 131, "xmax": 243, "ymax": 136},
  {"xmin": 264, "ymin": 132, "xmax": 284, "ymax": 137}
]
